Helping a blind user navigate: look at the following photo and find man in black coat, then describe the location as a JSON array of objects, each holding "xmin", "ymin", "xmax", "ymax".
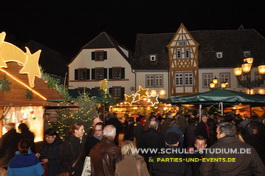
[
  {"xmin": 137, "ymin": 121, "xmax": 164, "ymax": 171},
  {"xmin": 200, "ymin": 122, "xmax": 265, "ymax": 175},
  {"xmin": 106, "ymin": 112, "xmax": 123, "ymax": 146},
  {"xmin": 150, "ymin": 132, "xmax": 192, "ymax": 176},
  {"xmin": 85, "ymin": 122, "xmax": 104, "ymax": 156}
]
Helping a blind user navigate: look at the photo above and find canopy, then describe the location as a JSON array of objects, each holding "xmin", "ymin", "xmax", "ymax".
[{"xmin": 171, "ymin": 89, "xmax": 265, "ymax": 105}]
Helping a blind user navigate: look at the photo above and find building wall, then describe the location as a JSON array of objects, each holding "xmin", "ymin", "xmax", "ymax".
[
  {"xmin": 135, "ymin": 70, "xmax": 169, "ymax": 99},
  {"xmin": 68, "ymin": 48, "xmax": 135, "ymax": 96}
]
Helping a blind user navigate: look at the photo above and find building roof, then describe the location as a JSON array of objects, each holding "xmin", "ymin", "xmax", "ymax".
[
  {"xmin": 0, "ymin": 62, "xmax": 67, "ymax": 107},
  {"xmin": 76, "ymin": 31, "xmax": 134, "ymax": 65},
  {"xmin": 134, "ymin": 28, "xmax": 265, "ymax": 70}
]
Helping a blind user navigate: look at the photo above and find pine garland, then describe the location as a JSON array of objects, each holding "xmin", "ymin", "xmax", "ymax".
[{"xmin": 0, "ymin": 75, "xmax": 12, "ymax": 92}]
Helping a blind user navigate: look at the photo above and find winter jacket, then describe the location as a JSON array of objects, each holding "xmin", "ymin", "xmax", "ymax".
[
  {"xmin": 61, "ymin": 134, "xmax": 86, "ymax": 176},
  {"xmin": 89, "ymin": 137, "xmax": 122, "ymax": 176},
  {"xmin": 7, "ymin": 150, "xmax": 44, "ymax": 176},
  {"xmin": 39, "ymin": 139, "xmax": 63, "ymax": 176},
  {"xmin": 200, "ymin": 136, "xmax": 265, "ymax": 176}
]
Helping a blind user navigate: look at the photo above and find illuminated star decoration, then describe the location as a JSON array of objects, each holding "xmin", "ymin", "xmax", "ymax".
[
  {"xmin": 136, "ymin": 86, "xmax": 149, "ymax": 99},
  {"xmin": 19, "ymin": 47, "xmax": 42, "ymax": 87},
  {"xmin": 124, "ymin": 94, "xmax": 135, "ymax": 105},
  {"xmin": 149, "ymin": 95, "xmax": 159, "ymax": 106}
]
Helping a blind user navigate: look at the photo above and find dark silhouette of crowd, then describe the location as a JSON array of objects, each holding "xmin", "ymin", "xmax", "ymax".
[{"xmin": 1, "ymin": 111, "xmax": 265, "ymax": 176}]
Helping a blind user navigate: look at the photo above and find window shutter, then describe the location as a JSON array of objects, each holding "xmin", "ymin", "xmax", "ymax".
[
  {"xmin": 109, "ymin": 68, "xmax": 113, "ymax": 79},
  {"xmin": 121, "ymin": 68, "xmax": 125, "ymax": 79},
  {"xmin": 87, "ymin": 69, "xmax": 90, "ymax": 80},
  {"xmin": 104, "ymin": 68, "xmax": 107, "ymax": 79},
  {"xmin": 75, "ymin": 69, "xmax": 79, "ymax": 80},
  {"xmin": 109, "ymin": 88, "xmax": 113, "ymax": 95},
  {"xmin": 104, "ymin": 51, "xmax": 107, "ymax": 60},
  {"xmin": 121, "ymin": 87, "xmax": 125, "ymax": 100},
  {"xmin": 92, "ymin": 52, "xmax": 95, "ymax": 60},
  {"xmin": 92, "ymin": 69, "xmax": 95, "ymax": 80}
]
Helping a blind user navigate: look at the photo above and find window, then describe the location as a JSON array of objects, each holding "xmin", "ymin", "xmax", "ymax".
[
  {"xmin": 179, "ymin": 40, "xmax": 187, "ymax": 46},
  {"xmin": 74, "ymin": 69, "xmax": 90, "ymax": 80},
  {"xmin": 243, "ymin": 51, "xmax": 251, "ymax": 58},
  {"xmin": 91, "ymin": 51, "xmax": 107, "ymax": 61},
  {"xmin": 109, "ymin": 87, "xmax": 125, "ymax": 100},
  {"xmin": 185, "ymin": 49, "xmax": 190, "ymax": 58},
  {"xmin": 220, "ymin": 73, "xmax": 230, "ymax": 87},
  {"xmin": 176, "ymin": 49, "xmax": 181, "ymax": 59},
  {"xmin": 92, "ymin": 68, "xmax": 107, "ymax": 80},
  {"xmin": 146, "ymin": 74, "xmax": 163, "ymax": 88},
  {"xmin": 216, "ymin": 52, "xmax": 223, "ymax": 58},
  {"xmin": 150, "ymin": 55, "xmax": 156, "ymax": 61},
  {"xmin": 175, "ymin": 72, "xmax": 194, "ymax": 86},
  {"xmin": 109, "ymin": 68, "xmax": 125, "ymax": 79},
  {"xmin": 202, "ymin": 73, "xmax": 213, "ymax": 88}
]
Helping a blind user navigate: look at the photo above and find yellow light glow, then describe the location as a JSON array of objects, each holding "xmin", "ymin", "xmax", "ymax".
[
  {"xmin": 258, "ymin": 65, "xmax": 265, "ymax": 75},
  {"xmin": 0, "ymin": 68, "xmax": 47, "ymax": 100},
  {"xmin": 0, "ymin": 32, "xmax": 42, "ymax": 87},
  {"xmin": 244, "ymin": 57, "xmax": 254, "ymax": 64},
  {"xmin": 150, "ymin": 90, "xmax": 157, "ymax": 96},
  {"xmin": 209, "ymin": 82, "xmax": 216, "ymax": 89},
  {"xmin": 221, "ymin": 82, "xmax": 228, "ymax": 89},
  {"xmin": 258, "ymin": 89, "xmax": 265, "ymax": 95},
  {"xmin": 234, "ymin": 67, "xmax": 242, "ymax": 76},
  {"xmin": 213, "ymin": 77, "xmax": 218, "ymax": 84},
  {"xmin": 242, "ymin": 62, "xmax": 252, "ymax": 73},
  {"xmin": 159, "ymin": 90, "xmax": 166, "ymax": 96}
]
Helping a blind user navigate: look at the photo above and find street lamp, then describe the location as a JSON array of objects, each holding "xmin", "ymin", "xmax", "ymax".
[
  {"xmin": 209, "ymin": 76, "xmax": 228, "ymax": 90},
  {"xmin": 233, "ymin": 57, "xmax": 265, "ymax": 94}
]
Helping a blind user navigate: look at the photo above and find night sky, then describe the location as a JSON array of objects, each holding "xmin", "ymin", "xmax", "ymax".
[{"xmin": 1, "ymin": 1, "xmax": 264, "ymax": 59}]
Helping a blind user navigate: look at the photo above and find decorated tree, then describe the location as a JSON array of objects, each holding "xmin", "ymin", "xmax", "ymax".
[{"xmin": 48, "ymin": 92, "xmax": 99, "ymax": 141}]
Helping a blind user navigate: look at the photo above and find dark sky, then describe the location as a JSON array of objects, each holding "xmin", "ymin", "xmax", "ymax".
[{"xmin": 1, "ymin": 1, "xmax": 265, "ymax": 58}]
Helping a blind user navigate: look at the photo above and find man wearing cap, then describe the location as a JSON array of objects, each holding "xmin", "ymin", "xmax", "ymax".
[{"xmin": 150, "ymin": 132, "xmax": 192, "ymax": 176}]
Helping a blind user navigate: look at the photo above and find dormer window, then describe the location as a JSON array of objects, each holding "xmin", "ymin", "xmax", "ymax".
[
  {"xmin": 179, "ymin": 40, "xmax": 187, "ymax": 46},
  {"xmin": 150, "ymin": 55, "xmax": 156, "ymax": 61},
  {"xmin": 216, "ymin": 52, "xmax": 223, "ymax": 58},
  {"xmin": 243, "ymin": 51, "xmax": 251, "ymax": 57}
]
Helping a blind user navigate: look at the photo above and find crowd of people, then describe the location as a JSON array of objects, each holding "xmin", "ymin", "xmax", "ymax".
[{"xmin": 0, "ymin": 112, "xmax": 265, "ymax": 176}]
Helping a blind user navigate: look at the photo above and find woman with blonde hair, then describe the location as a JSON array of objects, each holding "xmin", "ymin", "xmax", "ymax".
[{"xmin": 115, "ymin": 140, "xmax": 150, "ymax": 176}]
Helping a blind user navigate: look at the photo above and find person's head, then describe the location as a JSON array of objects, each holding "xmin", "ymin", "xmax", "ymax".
[
  {"xmin": 149, "ymin": 121, "xmax": 158, "ymax": 130},
  {"xmin": 201, "ymin": 115, "xmax": 208, "ymax": 123},
  {"xmin": 70, "ymin": 122, "xmax": 85, "ymax": 138},
  {"xmin": 165, "ymin": 132, "xmax": 180, "ymax": 147},
  {"xmin": 127, "ymin": 117, "xmax": 134, "ymax": 125},
  {"xmin": 121, "ymin": 140, "xmax": 138, "ymax": 156},
  {"xmin": 18, "ymin": 138, "xmax": 31, "ymax": 155},
  {"xmin": 247, "ymin": 123, "xmax": 259, "ymax": 135},
  {"xmin": 18, "ymin": 123, "xmax": 29, "ymax": 133},
  {"xmin": 92, "ymin": 117, "xmax": 103, "ymax": 126},
  {"xmin": 44, "ymin": 128, "xmax": 58, "ymax": 144},
  {"xmin": 103, "ymin": 125, "xmax": 116, "ymax": 140},
  {"xmin": 94, "ymin": 122, "xmax": 104, "ymax": 138},
  {"xmin": 194, "ymin": 135, "xmax": 207, "ymax": 152},
  {"xmin": 5, "ymin": 123, "xmax": 16, "ymax": 131},
  {"xmin": 216, "ymin": 122, "xmax": 236, "ymax": 139}
]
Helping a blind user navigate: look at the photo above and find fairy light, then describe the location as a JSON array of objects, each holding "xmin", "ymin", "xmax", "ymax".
[{"xmin": 0, "ymin": 68, "xmax": 47, "ymax": 100}]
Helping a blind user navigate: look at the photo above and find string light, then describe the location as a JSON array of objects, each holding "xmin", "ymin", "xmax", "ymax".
[{"xmin": 0, "ymin": 68, "xmax": 47, "ymax": 100}]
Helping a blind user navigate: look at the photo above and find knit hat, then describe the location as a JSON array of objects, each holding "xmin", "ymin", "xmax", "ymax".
[{"xmin": 165, "ymin": 132, "xmax": 180, "ymax": 145}]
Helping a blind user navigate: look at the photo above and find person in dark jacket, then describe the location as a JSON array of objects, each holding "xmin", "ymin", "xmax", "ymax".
[
  {"xmin": 200, "ymin": 122, "xmax": 265, "ymax": 176},
  {"xmin": 137, "ymin": 121, "xmax": 164, "ymax": 171},
  {"xmin": 133, "ymin": 117, "xmax": 144, "ymax": 144},
  {"xmin": 36, "ymin": 128, "xmax": 63, "ymax": 176},
  {"xmin": 195, "ymin": 115, "xmax": 211, "ymax": 146},
  {"xmin": 150, "ymin": 132, "xmax": 192, "ymax": 176},
  {"xmin": 61, "ymin": 123, "xmax": 86, "ymax": 176},
  {"xmin": 185, "ymin": 118, "xmax": 197, "ymax": 148},
  {"xmin": 18, "ymin": 123, "xmax": 36, "ymax": 153},
  {"xmin": 0, "ymin": 123, "xmax": 21, "ymax": 170},
  {"xmin": 85, "ymin": 122, "xmax": 104, "ymax": 156},
  {"xmin": 123, "ymin": 117, "xmax": 135, "ymax": 141},
  {"xmin": 89, "ymin": 124, "xmax": 122, "ymax": 176},
  {"xmin": 7, "ymin": 138, "xmax": 44, "ymax": 176}
]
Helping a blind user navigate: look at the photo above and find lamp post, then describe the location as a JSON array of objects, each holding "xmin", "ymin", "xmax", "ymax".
[
  {"xmin": 233, "ymin": 57, "xmax": 265, "ymax": 94},
  {"xmin": 209, "ymin": 76, "xmax": 228, "ymax": 90}
]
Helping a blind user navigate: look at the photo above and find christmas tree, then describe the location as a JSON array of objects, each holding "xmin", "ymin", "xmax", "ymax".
[{"xmin": 48, "ymin": 92, "xmax": 99, "ymax": 141}]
